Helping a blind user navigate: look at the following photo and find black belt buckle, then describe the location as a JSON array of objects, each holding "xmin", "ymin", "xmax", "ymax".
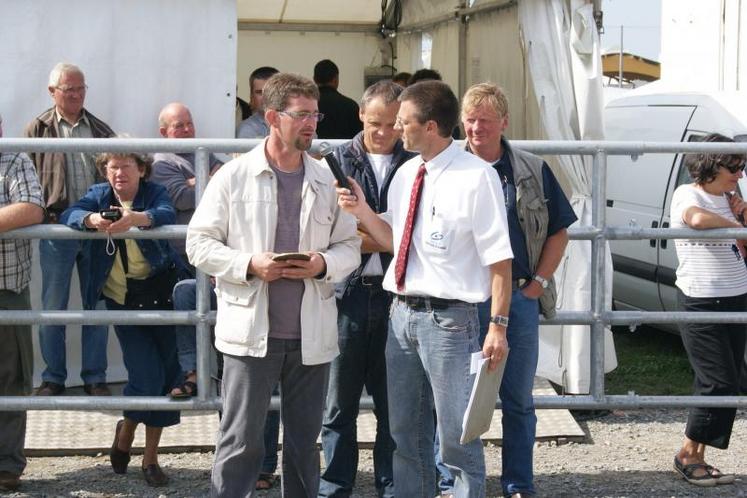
[{"xmin": 360, "ymin": 275, "xmax": 383, "ymax": 287}]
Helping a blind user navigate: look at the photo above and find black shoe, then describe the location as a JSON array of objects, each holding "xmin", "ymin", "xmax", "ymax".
[
  {"xmin": 84, "ymin": 383, "xmax": 111, "ymax": 396},
  {"xmin": 35, "ymin": 381, "xmax": 65, "ymax": 396},
  {"xmin": 0, "ymin": 471, "xmax": 20, "ymax": 491}
]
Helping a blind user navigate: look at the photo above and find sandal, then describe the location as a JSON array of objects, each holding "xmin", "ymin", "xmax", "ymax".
[
  {"xmin": 705, "ymin": 464, "xmax": 736, "ymax": 485},
  {"xmin": 673, "ymin": 456, "xmax": 717, "ymax": 487},
  {"xmin": 142, "ymin": 463, "xmax": 169, "ymax": 487},
  {"xmin": 255, "ymin": 473, "xmax": 278, "ymax": 490},
  {"xmin": 170, "ymin": 375, "xmax": 197, "ymax": 400}
]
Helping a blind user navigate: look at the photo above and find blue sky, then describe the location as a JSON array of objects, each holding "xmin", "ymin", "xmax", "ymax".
[{"xmin": 600, "ymin": 0, "xmax": 661, "ymax": 61}]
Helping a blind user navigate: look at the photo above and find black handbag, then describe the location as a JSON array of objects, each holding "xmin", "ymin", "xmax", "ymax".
[
  {"xmin": 125, "ymin": 268, "xmax": 179, "ymax": 310},
  {"xmin": 114, "ymin": 237, "xmax": 179, "ymax": 310}
]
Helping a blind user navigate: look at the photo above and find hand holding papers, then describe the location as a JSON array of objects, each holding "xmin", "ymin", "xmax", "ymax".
[{"xmin": 460, "ymin": 349, "xmax": 509, "ymax": 445}]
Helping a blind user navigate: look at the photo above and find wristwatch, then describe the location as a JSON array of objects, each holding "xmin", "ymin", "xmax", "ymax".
[
  {"xmin": 489, "ymin": 315, "xmax": 509, "ymax": 328},
  {"xmin": 533, "ymin": 274, "xmax": 549, "ymax": 289}
]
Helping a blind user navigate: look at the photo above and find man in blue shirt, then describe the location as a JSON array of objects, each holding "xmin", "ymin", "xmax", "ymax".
[{"xmin": 461, "ymin": 82, "xmax": 577, "ymax": 498}]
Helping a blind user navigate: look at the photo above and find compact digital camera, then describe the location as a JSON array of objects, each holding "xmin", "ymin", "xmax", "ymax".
[{"xmin": 100, "ymin": 209, "xmax": 122, "ymax": 221}]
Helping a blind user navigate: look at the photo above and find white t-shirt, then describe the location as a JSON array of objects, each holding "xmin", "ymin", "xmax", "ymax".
[
  {"xmin": 381, "ymin": 141, "xmax": 513, "ymax": 302},
  {"xmin": 670, "ymin": 183, "xmax": 747, "ymax": 297},
  {"xmin": 362, "ymin": 153, "xmax": 393, "ymax": 276}
]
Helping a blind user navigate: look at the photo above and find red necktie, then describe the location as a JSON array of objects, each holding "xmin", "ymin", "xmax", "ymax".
[{"xmin": 395, "ymin": 163, "xmax": 426, "ymax": 292}]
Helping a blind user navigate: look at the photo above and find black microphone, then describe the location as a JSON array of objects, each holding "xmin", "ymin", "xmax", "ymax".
[{"xmin": 319, "ymin": 142, "xmax": 351, "ymax": 190}]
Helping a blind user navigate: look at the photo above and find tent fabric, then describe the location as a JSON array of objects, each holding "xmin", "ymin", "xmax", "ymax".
[
  {"xmin": 464, "ymin": 5, "xmax": 544, "ymax": 144},
  {"xmin": 518, "ymin": 0, "xmax": 617, "ymax": 394},
  {"xmin": 0, "ymin": 0, "xmax": 236, "ymax": 139},
  {"xmin": 237, "ymin": 0, "xmax": 381, "ymax": 23},
  {"xmin": 0, "ymin": 0, "xmax": 236, "ymax": 386},
  {"xmin": 429, "ymin": 21, "xmax": 461, "ymax": 91}
]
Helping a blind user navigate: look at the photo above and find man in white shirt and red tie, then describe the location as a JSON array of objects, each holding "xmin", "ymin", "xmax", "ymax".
[{"xmin": 337, "ymin": 80, "xmax": 513, "ymax": 498}]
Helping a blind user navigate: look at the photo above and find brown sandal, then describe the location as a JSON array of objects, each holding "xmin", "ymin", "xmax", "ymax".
[
  {"xmin": 142, "ymin": 463, "xmax": 169, "ymax": 487},
  {"xmin": 255, "ymin": 473, "xmax": 278, "ymax": 490},
  {"xmin": 170, "ymin": 380, "xmax": 197, "ymax": 399}
]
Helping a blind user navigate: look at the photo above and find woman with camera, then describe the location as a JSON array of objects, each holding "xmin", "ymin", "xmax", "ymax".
[
  {"xmin": 669, "ymin": 133, "xmax": 747, "ymax": 487},
  {"xmin": 61, "ymin": 150, "xmax": 183, "ymax": 487}
]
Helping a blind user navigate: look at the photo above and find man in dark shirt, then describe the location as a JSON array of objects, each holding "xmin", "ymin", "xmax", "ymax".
[
  {"xmin": 462, "ymin": 82, "xmax": 577, "ymax": 498},
  {"xmin": 313, "ymin": 59, "xmax": 362, "ymax": 139}
]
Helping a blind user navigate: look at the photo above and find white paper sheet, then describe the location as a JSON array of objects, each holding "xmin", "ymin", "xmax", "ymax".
[{"xmin": 460, "ymin": 349, "xmax": 509, "ymax": 445}]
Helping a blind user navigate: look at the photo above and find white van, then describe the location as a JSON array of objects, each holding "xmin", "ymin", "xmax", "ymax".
[{"xmin": 604, "ymin": 91, "xmax": 747, "ymax": 326}]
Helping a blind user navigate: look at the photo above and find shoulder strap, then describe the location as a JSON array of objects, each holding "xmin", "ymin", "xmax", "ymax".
[{"xmin": 109, "ymin": 195, "xmax": 129, "ymax": 274}]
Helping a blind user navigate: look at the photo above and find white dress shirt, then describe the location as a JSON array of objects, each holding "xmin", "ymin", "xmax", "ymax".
[{"xmin": 381, "ymin": 141, "xmax": 513, "ymax": 302}]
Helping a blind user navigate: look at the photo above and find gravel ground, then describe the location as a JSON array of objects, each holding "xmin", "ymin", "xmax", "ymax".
[{"xmin": 6, "ymin": 409, "xmax": 746, "ymax": 497}]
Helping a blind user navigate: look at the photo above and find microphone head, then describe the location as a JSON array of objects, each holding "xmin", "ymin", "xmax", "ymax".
[{"xmin": 319, "ymin": 142, "xmax": 333, "ymax": 156}]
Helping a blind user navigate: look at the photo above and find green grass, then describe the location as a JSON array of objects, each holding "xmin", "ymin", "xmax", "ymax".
[{"xmin": 604, "ymin": 326, "xmax": 694, "ymax": 395}]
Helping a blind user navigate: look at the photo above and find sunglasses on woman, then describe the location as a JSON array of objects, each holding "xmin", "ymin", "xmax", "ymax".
[{"xmin": 720, "ymin": 161, "xmax": 746, "ymax": 174}]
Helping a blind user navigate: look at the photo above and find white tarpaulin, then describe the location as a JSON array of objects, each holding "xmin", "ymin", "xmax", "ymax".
[
  {"xmin": 518, "ymin": 0, "xmax": 617, "ymax": 393},
  {"xmin": 0, "ymin": 0, "xmax": 236, "ymax": 386},
  {"xmin": 0, "ymin": 0, "xmax": 236, "ymax": 139}
]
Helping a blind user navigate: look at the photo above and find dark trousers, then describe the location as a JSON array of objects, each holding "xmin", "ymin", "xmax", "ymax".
[
  {"xmin": 320, "ymin": 284, "xmax": 394, "ymax": 498},
  {"xmin": 211, "ymin": 340, "xmax": 330, "ymax": 498},
  {"xmin": 678, "ymin": 291, "xmax": 747, "ymax": 449},
  {"xmin": 0, "ymin": 289, "xmax": 32, "ymax": 476},
  {"xmin": 105, "ymin": 298, "xmax": 181, "ymax": 428}
]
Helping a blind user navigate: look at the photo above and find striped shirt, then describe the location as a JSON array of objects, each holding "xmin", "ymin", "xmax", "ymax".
[
  {"xmin": 56, "ymin": 111, "xmax": 97, "ymax": 205},
  {"xmin": 670, "ymin": 183, "xmax": 747, "ymax": 297},
  {"xmin": 0, "ymin": 152, "xmax": 44, "ymax": 292}
]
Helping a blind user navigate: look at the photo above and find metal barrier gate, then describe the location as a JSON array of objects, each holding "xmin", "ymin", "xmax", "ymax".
[{"xmin": 0, "ymin": 137, "xmax": 746, "ymax": 412}]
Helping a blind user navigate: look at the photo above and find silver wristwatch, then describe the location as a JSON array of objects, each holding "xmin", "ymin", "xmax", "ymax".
[{"xmin": 533, "ymin": 274, "xmax": 549, "ymax": 289}]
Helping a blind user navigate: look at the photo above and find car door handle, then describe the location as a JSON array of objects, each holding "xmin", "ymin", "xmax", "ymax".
[
  {"xmin": 650, "ymin": 221, "xmax": 658, "ymax": 247},
  {"xmin": 661, "ymin": 221, "xmax": 669, "ymax": 249}
]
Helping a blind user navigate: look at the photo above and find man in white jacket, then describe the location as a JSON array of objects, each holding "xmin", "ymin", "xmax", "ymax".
[{"xmin": 186, "ymin": 73, "xmax": 360, "ymax": 498}]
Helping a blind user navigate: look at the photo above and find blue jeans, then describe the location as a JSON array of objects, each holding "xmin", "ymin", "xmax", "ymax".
[
  {"xmin": 172, "ymin": 279, "xmax": 217, "ymax": 373},
  {"xmin": 38, "ymin": 239, "xmax": 108, "ymax": 385},
  {"xmin": 320, "ymin": 284, "xmax": 394, "ymax": 498},
  {"xmin": 477, "ymin": 290, "xmax": 539, "ymax": 497},
  {"xmin": 387, "ymin": 298, "xmax": 485, "ymax": 498},
  {"xmin": 172, "ymin": 278, "xmax": 279, "ymax": 473},
  {"xmin": 105, "ymin": 298, "xmax": 181, "ymax": 428},
  {"xmin": 434, "ymin": 417, "xmax": 454, "ymax": 494}
]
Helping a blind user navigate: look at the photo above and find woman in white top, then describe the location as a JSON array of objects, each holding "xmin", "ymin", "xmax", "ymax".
[{"xmin": 669, "ymin": 133, "xmax": 747, "ymax": 487}]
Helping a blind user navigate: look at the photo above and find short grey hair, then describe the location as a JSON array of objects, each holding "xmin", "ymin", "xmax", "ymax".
[
  {"xmin": 360, "ymin": 80, "xmax": 403, "ymax": 110},
  {"xmin": 48, "ymin": 63, "xmax": 84, "ymax": 88}
]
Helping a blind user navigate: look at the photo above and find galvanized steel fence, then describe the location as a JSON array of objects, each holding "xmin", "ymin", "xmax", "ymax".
[{"xmin": 0, "ymin": 137, "xmax": 746, "ymax": 412}]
